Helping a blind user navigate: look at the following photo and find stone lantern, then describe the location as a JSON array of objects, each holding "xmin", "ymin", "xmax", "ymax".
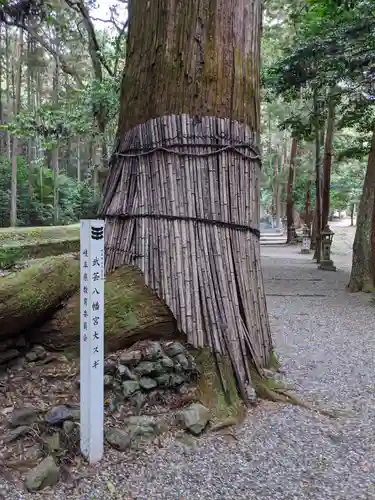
[
  {"xmin": 301, "ymin": 225, "xmax": 311, "ymax": 254},
  {"xmin": 318, "ymin": 225, "xmax": 336, "ymax": 271}
]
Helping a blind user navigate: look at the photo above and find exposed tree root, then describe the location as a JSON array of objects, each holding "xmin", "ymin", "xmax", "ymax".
[{"xmin": 252, "ymin": 367, "xmax": 339, "ymax": 418}]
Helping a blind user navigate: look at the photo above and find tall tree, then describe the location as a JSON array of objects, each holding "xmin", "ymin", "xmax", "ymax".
[
  {"xmin": 348, "ymin": 123, "xmax": 375, "ymax": 292},
  {"xmin": 101, "ymin": 0, "xmax": 273, "ymax": 402},
  {"xmin": 10, "ymin": 27, "xmax": 23, "ymax": 227},
  {"xmin": 322, "ymin": 87, "xmax": 336, "ymax": 228},
  {"xmin": 286, "ymin": 136, "xmax": 297, "ymax": 242}
]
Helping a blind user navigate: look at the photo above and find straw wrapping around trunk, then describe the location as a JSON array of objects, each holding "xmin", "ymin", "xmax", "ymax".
[{"xmin": 100, "ymin": 114, "xmax": 273, "ymax": 402}]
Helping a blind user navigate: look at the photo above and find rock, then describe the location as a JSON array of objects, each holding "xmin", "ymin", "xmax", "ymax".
[
  {"xmin": 130, "ymin": 392, "xmax": 146, "ymax": 410},
  {"xmin": 177, "ymin": 434, "xmax": 198, "ymax": 450},
  {"xmin": 9, "ymin": 356, "xmax": 25, "ymax": 370},
  {"xmin": 122, "ymin": 380, "xmax": 140, "ymax": 398},
  {"xmin": 125, "ymin": 416, "xmax": 163, "ymax": 438},
  {"xmin": 185, "ymin": 353, "xmax": 199, "ymax": 373},
  {"xmin": 104, "ymin": 361, "xmax": 117, "ymax": 375},
  {"xmin": 155, "ymin": 374, "xmax": 170, "ymax": 387},
  {"xmin": 174, "ymin": 354, "xmax": 190, "ymax": 370},
  {"xmin": 24, "ymin": 444, "xmax": 43, "ymax": 461},
  {"xmin": 105, "ymin": 428, "xmax": 133, "ymax": 451},
  {"xmin": 119, "ymin": 350, "xmax": 142, "ymax": 367},
  {"xmin": 164, "ymin": 342, "xmax": 186, "ymax": 358},
  {"xmin": 139, "ymin": 377, "xmax": 158, "ymax": 391},
  {"xmin": 142, "ymin": 342, "xmax": 163, "ymax": 361},
  {"xmin": 25, "ymin": 345, "xmax": 46, "ymax": 363},
  {"xmin": 170, "ymin": 374, "xmax": 185, "ymax": 387},
  {"xmin": 45, "ymin": 405, "xmax": 79, "ymax": 426},
  {"xmin": 155, "ymin": 374, "xmax": 172, "ymax": 388},
  {"xmin": 24, "ymin": 456, "xmax": 60, "ymax": 492},
  {"xmin": 9, "ymin": 407, "xmax": 38, "ymax": 428},
  {"xmin": 134, "ymin": 361, "xmax": 157, "ymax": 377},
  {"xmin": 155, "ymin": 373, "xmax": 184, "ymax": 388},
  {"xmin": 104, "ymin": 374, "xmax": 114, "ymax": 388},
  {"xmin": 117, "ymin": 364, "xmax": 136, "ymax": 380},
  {"xmin": 0, "ymin": 349, "xmax": 20, "ymax": 365},
  {"xmin": 3, "ymin": 425, "xmax": 31, "ymax": 443},
  {"xmin": 62, "ymin": 420, "xmax": 75, "ymax": 435},
  {"xmin": 246, "ymin": 386, "xmax": 258, "ymax": 404},
  {"xmin": 178, "ymin": 403, "xmax": 210, "ymax": 436},
  {"xmin": 160, "ymin": 356, "xmax": 174, "ymax": 371},
  {"xmin": 45, "ymin": 432, "xmax": 60, "ymax": 452}
]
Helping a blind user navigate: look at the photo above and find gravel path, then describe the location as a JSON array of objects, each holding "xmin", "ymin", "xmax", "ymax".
[{"xmin": 3, "ymin": 222, "xmax": 375, "ymax": 500}]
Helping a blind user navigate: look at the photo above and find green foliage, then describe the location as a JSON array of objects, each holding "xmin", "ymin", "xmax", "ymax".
[
  {"xmin": 0, "ymin": 246, "xmax": 22, "ymax": 269},
  {"xmin": 0, "ymin": 156, "xmax": 100, "ymax": 227}
]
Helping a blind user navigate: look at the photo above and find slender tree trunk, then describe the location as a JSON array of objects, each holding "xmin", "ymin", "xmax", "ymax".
[
  {"xmin": 101, "ymin": 0, "xmax": 272, "ymax": 402},
  {"xmin": 322, "ymin": 89, "xmax": 335, "ymax": 229},
  {"xmin": 77, "ymin": 137, "xmax": 81, "ymax": 182},
  {"xmin": 350, "ymin": 203, "xmax": 355, "ymax": 226},
  {"xmin": 272, "ymin": 153, "xmax": 279, "ymax": 225},
  {"xmin": 276, "ymin": 184, "xmax": 282, "ymax": 229},
  {"xmin": 5, "ymin": 25, "xmax": 11, "ymax": 161},
  {"xmin": 286, "ymin": 137, "xmax": 297, "ymax": 242},
  {"xmin": 0, "ymin": 25, "xmax": 4, "ymax": 155},
  {"xmin": 27, "ymin": 32, "xmax": 34, "ymax": 225},
  {"xmin": 52, "ymin": 33, "xmax": 60, "ymax": 225},
  {"xmin": 10, "ymin": 28, "xmax": 24, "ymax": 227},
  {"xmin": 348, "ymin": 122, "xmax": 375, "ymax": 292},
  {"xmin": 313, "ymin": 87, "xmax": 322, "ymax": 262},
  {"xmin": 305, "ymin": 179, "xmax": 312, "ymax": 227}
]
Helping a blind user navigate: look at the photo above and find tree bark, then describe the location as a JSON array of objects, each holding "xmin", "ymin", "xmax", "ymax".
[
  {"xmin": 348, "ymin": 122, "xmax": 375, "ymax": 292},
  {"xmin": 101, "ymin": 0, "xmax": 273, "ymax": 402},
  {"xmin": 0, "ymin": 255, "xmax": 80, "ymax": 341},
  {"xmin": 322, "ymin": 89, "xmax": 335, "ymax": 229},
  {"xmin": 117, "ymin": 0, "xmax": 261, "ymax": 135},
  {"xmin": 286, "ymin": 137, "xmax": 297, "ymax": 242}
]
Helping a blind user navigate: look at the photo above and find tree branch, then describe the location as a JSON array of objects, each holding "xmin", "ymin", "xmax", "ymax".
[
  {"xmin": 0, "ymin": 15, "xmax": 85, "ymax": 88},
  {"xmin": 64, "ymin": 0, "xmax": 115, "ymax": 79}
]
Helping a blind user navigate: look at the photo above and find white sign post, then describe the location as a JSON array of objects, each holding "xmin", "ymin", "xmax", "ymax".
[{"xmin": 80, "ymin": 219, "xmax": 105, "ymax": 464}]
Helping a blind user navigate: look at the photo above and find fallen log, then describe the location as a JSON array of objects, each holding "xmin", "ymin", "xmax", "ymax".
[
  {"xmin": 30, "ymin": 265, "xmax": 177, "ymax": 355},
  {"xmin": 0, "ymin": 254, "xmax": 80, "ymax": 340}
]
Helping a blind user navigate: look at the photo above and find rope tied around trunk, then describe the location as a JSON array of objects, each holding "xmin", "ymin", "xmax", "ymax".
[
  {"xmin": 104, "ymin": 213, "xmax": 261, "ymax": 239},
  {"xmin": 112, "ymin": 142, "xmax": 262, "ymax": 164}
]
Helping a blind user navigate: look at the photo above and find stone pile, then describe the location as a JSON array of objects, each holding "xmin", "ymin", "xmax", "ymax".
[
  {"xmin": 0, "ymin": 341, "xmax": 213, "ymax": 492},
  {"xmin": 0, "ymin": 340, "xmax": 50, "ymax": 369},
  {"xmin": 104, "ymin": 341, "xmax": 199, "ymax": 401}
]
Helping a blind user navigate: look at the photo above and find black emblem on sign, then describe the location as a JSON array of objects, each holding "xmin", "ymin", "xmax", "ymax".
[{"xmin": 91, "ymin": 226, "xmax": 104, "ymax": 240}]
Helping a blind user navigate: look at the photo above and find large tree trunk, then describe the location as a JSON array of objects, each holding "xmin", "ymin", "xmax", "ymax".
[
  {"xmin": 100, "ymin": 0, "xmax": 273, "ymax": 403},
  {"xmin": 31, "ymin": 266, "xmax": 177, "ymax": 354},
  {"xmin": 348, "ymin": 123, "xmax": 375, "ymax": 292},
  {"xmin": 322, "ymin": 89, "xmax": 335, "ymax": 229},
  {"xmin": 0, "ymin": 255, "xmax": 80, "ymax": 341},
  {"xmin": 286, "ymin": 137, "xmax": 297, "ymax": 242}
]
